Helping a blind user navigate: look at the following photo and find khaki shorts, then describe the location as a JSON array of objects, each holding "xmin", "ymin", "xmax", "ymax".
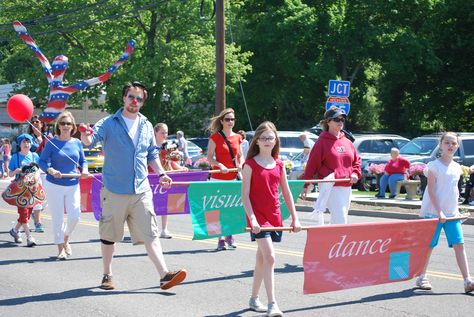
[{"xmin": 99, "ymin": 187, "xmax": 159, "ymax": 245}]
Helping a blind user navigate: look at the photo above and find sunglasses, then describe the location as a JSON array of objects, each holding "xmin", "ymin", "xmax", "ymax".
[
  {"xmin": 32, "ymin": 121, "xmax": 41, "ymax": 124},
  {"xmin": 223, "ymin": 118, "xmax": 235, "ymax": 122},
  {"xmin": 59, "ymin": 122, "xmax": 73, "ymax": 126},
  {"xmin": 332, "ymin": 117, "xmax": 346, "ymax": 123},
  {"xmin": 127, "ymin": 94, "xmax": 144, "ymax": 103}
]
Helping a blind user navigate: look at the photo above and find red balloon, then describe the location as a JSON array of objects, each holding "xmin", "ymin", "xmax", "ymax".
[{"xmin": 6, "ymin": 94, "xmax": 34, "ymax": 123}]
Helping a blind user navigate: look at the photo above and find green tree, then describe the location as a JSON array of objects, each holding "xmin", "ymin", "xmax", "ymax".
[{"xmin": 0, "ymin": 0, "xmax": 252, "ymax": 135}]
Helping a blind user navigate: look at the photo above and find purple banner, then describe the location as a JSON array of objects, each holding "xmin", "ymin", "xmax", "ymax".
[{"xmin": 91, "ymin": 171, "xmax": 209, "ymax": 220}]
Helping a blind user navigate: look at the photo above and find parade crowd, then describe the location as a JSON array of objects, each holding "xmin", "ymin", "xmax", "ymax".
[{"xmin": 4, "ymin": 81, "xmax": 474, "ymax": 317}]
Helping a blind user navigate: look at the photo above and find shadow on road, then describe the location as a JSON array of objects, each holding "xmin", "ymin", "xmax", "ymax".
[
  {"xmin": 203, "ymin": 308, "xmax": 256, "ymax": 317},
  {"xmin": 284, "ymin": 288, "xmax": 461, "ymax": 314},
  {"xmin": 180, "ymin": 263, "xmax": 302, "ymax": 287},
  {"xmin": 0, "ymin": 286, "xmax": 177, "ymax": 306}
]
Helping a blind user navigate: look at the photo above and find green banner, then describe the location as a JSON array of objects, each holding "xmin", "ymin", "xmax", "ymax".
[{"xmin": 188, "ymin": 180, "xmax": 305, "ymax": 240}]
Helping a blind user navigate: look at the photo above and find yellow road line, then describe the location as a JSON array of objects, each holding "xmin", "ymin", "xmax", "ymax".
[{"xmin": 0, "ymin": 209, "xmax": 463, "ymax": 280}]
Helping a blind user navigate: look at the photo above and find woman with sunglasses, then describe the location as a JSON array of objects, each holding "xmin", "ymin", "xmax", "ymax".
[
  {"xmin": 28, "ymin": 115, "xmax": 52, "ymax": 233},
  {"xmin": 39, "ymin": 111, "xmax": 89, "ymax": 260},
  {"xmin": 207, "ymin": 108, "xmax": 244, "ymax": 251},
  {"xmin": 300, "ymin": 106, "xmax": 361, "ymax": 225}
]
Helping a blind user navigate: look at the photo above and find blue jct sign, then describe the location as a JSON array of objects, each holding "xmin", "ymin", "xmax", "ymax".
[{"xmin": 328, "ymin": 80, "xmax": 351, "ymax": 98}]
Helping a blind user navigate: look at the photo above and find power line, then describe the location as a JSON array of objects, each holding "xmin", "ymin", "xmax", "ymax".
[
  {"xmin": 33, "ymin": 0, "xmax": 170, "ymax": 36},
  {"xmin": 227, "ymin": 6, "xmax": 253, "ymax": 131},
  {"xmin": 0, "ymin": 0, "xmax": 173, "ymax": 42},
  {"xmin": 0, "ymin": 0, "xmax": 110, "ymax": 30}
]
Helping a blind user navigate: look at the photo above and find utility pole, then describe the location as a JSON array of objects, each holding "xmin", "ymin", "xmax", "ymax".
[{"xmin": 215, "ymin": 0, "xmax": 225, "ymax": 115}]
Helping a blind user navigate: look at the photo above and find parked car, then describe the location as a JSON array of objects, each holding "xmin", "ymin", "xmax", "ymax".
[
  {"xmin": 188, "ymin": 137, "xmax": 209, "ymax": 154},
  {"xmin": 365, "ymin": 132, "xmax": 474, "ymax": 190},
  {"xmin": 286, "ymin": 151, "xmax": 307, "ymax": 180},
  {"xmin": 84, "ymin": 147, "xmax": 104, "ymax": 173},
  {"xmin": 308, "ymin": 124, "xmax": 355, "ymax": 142},
  {"xmin": 246, "ymin": 131, "xmax": 318, "ymax": 160},
  {"xmin": 167, "ymin": 138, "xmax": 204, "ymax": 164},
  {"xmin": 352, "ymin": 134, "xmax": 410, "ymax": 190}
]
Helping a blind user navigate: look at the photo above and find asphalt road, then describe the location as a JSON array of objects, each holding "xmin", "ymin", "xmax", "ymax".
[{"xmin": 1, "ymin": 190, "xmax": 473, "ymax": 316}]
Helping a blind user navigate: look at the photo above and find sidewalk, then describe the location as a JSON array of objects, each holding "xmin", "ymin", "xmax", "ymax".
[{"xmin": 296, "ymin": 190, "xmax": 474, "ymax": 225}]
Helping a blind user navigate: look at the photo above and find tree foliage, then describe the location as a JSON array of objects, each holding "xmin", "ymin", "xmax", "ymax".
[
  {"xmin": 0, "ymin": 0, "xmax": 251, "ymax": 135},
  {"xmin": 229, "ymin": 0, "xmax": 474, "ymax": 134}
]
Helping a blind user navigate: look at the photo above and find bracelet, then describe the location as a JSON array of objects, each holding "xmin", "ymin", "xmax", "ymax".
[{"xmin": 159, "ymin": 173, "xmax": 166, "ymax": 178}]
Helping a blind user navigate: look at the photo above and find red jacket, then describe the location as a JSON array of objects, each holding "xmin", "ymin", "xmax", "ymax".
[{"xmin": 302, "ymin": 131, "xmax": 361, "ymax": 187}]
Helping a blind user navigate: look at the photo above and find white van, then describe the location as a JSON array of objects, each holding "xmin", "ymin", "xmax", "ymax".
[{"xmin": 246, "ymin": 131, "xmax": 318, "ymax": 160}]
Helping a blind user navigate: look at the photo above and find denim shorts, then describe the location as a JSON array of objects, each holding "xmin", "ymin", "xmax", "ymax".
[
  {"xmin": 250, "ymin": 230, "xmax": 283, "ymax": 243},
  {"xmin": 429, "ymin": 220, "xmax": 464, "ymax": 248}
]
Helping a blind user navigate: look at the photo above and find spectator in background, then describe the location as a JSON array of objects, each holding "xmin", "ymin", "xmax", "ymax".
[
  {"xmin": 0, "ymin": 139, "xmax": 4, "ymax": 177},
  {"xmin": 463, "ymin": 165, "xmax": 474, "ymax": 205},
  {"xmin": 154, "ymin": 122, "xmax": 185, "ymax": 239},
  {"xmin": 3, "ymin": 138, "xmax": 11, "ymax": 177},
  {"xmin": 301, "ymin": 145, "xmax": 311, "ymax": 163},
  {"xmin": 238, "ymin": 130, "xmax": 249, "ymax": 159},
  {"xmin": 176, "ymin": 130, "xmax": 192, "ymax": 166},
  {"xmin": 29, "ymin": 115, "xmax": 48, "ymax": 153},
  {"xmin": 299, "ymin": 133, "xmax": 315, "ymax": 150},
  {"xmin": 375, "ymin": 148, "xmax": 410, "ymax": 199},
  {"xmin": 28, "ymin": 115, "xmax": 52, "ymax": 233}
]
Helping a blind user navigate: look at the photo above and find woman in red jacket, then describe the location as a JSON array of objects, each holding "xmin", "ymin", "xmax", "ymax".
[
  {"xmin": 375, "ymin": 148, "xmax": 410, "ymax": 199},
  {"xmin": 300, "ymin": 107, "xmax": 361, "ymax": 225}
]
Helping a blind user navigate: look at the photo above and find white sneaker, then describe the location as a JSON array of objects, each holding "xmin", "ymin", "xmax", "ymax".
[
  {"xmin": 160, "ymin": 230, "xmax": 172, "ymax": 239},
  {"xmin": 249, "ymin": 296, "xmax": 267, "ymax": 312},
  {"xmin": 267, "ymin": 302, "xmax": 283, "ymax": 317},
  {"xmin": 64, "ymin": 243, "xmax": 72, "ymax": 256},
  {"xmin": 465, "ymin": 280, "xmax": 474, "ymax": 293},
  {"xmin": 9, "ymin": 228, "xmax": 22, "ymax": 244},
  {"xmin": 57, "ymin": 249, "xmax": 68, "ymax": 261},
  {"xmin": 415, "ymin": 276, "xmax": 432, "ymax": 290},
  {"xmin": 26, "ymin": 236, "xmax": 37, "ymax": 247}
]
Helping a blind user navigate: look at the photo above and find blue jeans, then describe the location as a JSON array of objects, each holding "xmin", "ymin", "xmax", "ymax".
[{"xmin": 378, "ymin": 173, "xmax": 405, "ymax": 198}]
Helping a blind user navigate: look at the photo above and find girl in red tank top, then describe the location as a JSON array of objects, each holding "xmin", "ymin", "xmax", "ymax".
[{"xmin": 241, "ymin": 121, "xmax": 301, "ymax": 315}]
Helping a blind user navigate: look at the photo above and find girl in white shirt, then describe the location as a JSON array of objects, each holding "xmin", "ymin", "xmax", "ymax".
[{"xmin": 416, "ymin": 132, "xmax": 473, "ymax": 293}]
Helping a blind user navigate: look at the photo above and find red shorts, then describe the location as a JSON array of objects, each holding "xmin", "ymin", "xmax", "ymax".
[{"xmin": 17, "ymin": 207, "xmax": 33, "ymax": 224}]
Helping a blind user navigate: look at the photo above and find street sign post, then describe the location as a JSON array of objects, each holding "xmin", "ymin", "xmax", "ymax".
[
  {"xmin": 328, "ymin": 80, "xmax": 351, "ymax": 98},
  {"xmin": 326, "ymin": 96, "xmax": 350, "ymax": 115}
]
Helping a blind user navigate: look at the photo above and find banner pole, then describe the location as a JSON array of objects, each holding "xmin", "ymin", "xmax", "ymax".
[
  {"xmin": 244, "ymin": 216, "xmax": 469, "ymax": 232},
  {"xmin": 208, "ymin": 168, "xmax": 239, "ymax": 174}
]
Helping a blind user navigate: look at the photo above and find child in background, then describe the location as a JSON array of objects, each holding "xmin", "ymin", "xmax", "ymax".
[
  {"xmin": 242, "ymin": 121, "xmax": 302, "ymax": 316},
  {"xmin": 0, "ymin": 139, "xmax": 4, "ymax": 177},
  {"xmin": 3, "ymin": 138, "xmax": 11, "ymax": 177},
  {"xmin": 29, "ymin": 115, "xmax": 51, "ymax": 233},
  {"xmin": 416, "ymin": 132, "xmax": 474, "ymax": 293},
  {"xmin": 8, "ymin": 134, "xmax": 40, "ymax": 247}
]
